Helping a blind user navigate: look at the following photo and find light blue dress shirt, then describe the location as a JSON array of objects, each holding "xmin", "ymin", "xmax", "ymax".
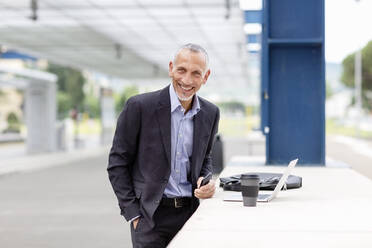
[{"xmin": 163, "ymin": 84, "xmax": 201, "ymax": 198}]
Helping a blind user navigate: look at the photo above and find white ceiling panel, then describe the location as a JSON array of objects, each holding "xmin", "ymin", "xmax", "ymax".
[
  {"xmin": 104, "ymin": 8, "xmax": 150, "ymax": 18},
  {"xmin": 41, "ymin": 0, "xmax": 93, "ymax": 8},
  {"xmin": 0, "ymin": 9, "xmax": 29, "ymax": 18},
  {"xmin": 136, "ymin": 0, "xmax": 185, "ymax": 6},
  {"xmin": 0, "ymin": 0, "xmax": 28, "ymax": 8},
  {"xmin": 0, "ymin": 0, "xmax": 248, "ymax": 93},
  {"xmin": 89, "ymin": 0, "xmax": 137, "ymax": 7},
  {"xmin": 147, "ymin": 7, "xmax": 190, "ymax": 18}
]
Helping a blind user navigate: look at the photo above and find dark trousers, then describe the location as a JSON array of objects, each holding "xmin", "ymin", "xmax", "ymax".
[{"xmin": 130, "ymin": 204, "xmax": 193, "ymax": 248}]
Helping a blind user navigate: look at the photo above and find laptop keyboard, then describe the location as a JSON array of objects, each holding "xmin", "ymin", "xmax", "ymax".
[{"xmin": 258, "ymin": 194, "xmax": 271, "ymax": 200}]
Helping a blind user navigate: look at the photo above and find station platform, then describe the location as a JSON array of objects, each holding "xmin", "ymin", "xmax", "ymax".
[{"xmin": 0, "ymin": 135, "xmax": 371, "ymax": 247}]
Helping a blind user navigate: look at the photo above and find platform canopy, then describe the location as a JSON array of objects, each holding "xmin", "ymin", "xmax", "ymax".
[{"xmin": 0, "ymin": 0, "xmax": 248, "ymax": 87}]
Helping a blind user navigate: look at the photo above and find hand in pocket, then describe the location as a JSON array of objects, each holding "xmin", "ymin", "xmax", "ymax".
[{"xmin": 133, "ymin": 218, "xmax": 140, "ymax": 230}]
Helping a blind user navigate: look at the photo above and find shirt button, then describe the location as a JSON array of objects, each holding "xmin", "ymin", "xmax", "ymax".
[
  {"xmin": 155, "ymin": 200, "xmax": 160, "ymax": 204},
  {"xmin": 176, "ymin": 170, "xmax": 179, "ymax": 173}
]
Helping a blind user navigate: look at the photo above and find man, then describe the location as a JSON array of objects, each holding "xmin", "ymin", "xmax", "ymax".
[{"xmin": 108, "ymin": 43, "xmax": 220, "ymax": 248}]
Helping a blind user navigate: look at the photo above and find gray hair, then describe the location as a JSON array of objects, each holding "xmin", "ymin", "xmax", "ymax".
[{"xmin": 173, "ymin": 43, "xmax": 209, "ymax": 70}]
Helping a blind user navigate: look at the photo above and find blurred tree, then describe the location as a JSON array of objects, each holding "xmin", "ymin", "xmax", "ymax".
[
  {"xmin": 341, "ymin": 40, "xmax": 372, "ymax": 111},
  {"xmin": 57, "ymin": 92, "xmax": 72, "ymax": 119},
  {"xmin": 83, "ymin": 94, "xmax": 100, "ymax": 118},
  {"xmin": 0, "ymin": 90, "xmax": 6, "ymax": 106},
  {"xmin": 326, "ymin": 81, "xmax": 333, "ymax": 99},
  {"xmin": 114, "ymin": 85, "xmax": 139, "ymax": 115},
  {"xmin": 47, "ymin": 63, "xmax": 86, "ymax": 117},
  {"xmin": 217, "ymin": 100, "xmax": 246, "ymax": 114},
  {"xmin": 5, "ymin": 112, "xmax": 20, "ymax": 133}
]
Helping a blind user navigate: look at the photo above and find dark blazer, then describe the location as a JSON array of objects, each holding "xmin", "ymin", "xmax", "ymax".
[{"xmin": 107, "ymin": 85, "xmax": 220, "ymax": 228}]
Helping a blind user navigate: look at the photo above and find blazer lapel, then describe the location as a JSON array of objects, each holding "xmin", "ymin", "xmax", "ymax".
[
  {"xmin": 191, "ymin": 106, "xmax": 211, "ymax": 181},
  {"xmin": 156, "ymin": 86, "xmax": 171, "ymax": 168}
]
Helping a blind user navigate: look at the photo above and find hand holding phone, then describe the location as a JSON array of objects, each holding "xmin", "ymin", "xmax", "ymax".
[
  {"xmin": 199, "ymin": 172, "xmax": 212, "ymax": 188},
  {"xmin": 195, "ymin": 172, "xmax": 215, "ymax": 199}
]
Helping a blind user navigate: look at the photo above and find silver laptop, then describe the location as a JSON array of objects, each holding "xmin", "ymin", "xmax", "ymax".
[{"xmin": 223, "ymin": 158, "xmax": 298, "ymax": 203}]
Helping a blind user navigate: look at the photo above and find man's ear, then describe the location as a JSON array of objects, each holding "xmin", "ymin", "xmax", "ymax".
[
  {"xmin": 203, "ymin": 69, "xmax": 211, "ymax": 84},
  {"xmin": 168, "ymin": 61, "xmax": 174, "ymax": 77}
]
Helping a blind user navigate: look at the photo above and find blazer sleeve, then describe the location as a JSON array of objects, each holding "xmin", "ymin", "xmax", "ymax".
[
  {"xmin": 107, "ymin": 97, "xmax": 141, "ymax": 221},
  {"xmin": 200, "ymin": 107, "xmax": 220, "ymax": 177}
]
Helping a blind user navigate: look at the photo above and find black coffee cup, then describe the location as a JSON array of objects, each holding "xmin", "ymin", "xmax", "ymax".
[{"xmin": 241, "ymin": 174, "xmax": 260, "ymax": 207}]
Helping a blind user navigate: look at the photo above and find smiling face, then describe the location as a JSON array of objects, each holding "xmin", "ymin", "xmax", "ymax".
[{"xmin": 169, "ymin": 48, "xmax": 211, "ymax": 109}]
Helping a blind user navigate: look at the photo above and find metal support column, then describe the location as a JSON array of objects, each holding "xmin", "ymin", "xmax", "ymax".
[{"xmin": 261, "ymin": 0, "xmax": 325, "ymax": 165}]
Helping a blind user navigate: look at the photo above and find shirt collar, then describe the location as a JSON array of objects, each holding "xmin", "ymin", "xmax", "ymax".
[{"xmin": 169, "ymin": 83, "xmax": 200, "ymax": 115}]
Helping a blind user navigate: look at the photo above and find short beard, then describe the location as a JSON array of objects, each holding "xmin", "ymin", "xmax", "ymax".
[{"xmin": 176, "ymin": 92, "xmax": 194, "ymax": 102}]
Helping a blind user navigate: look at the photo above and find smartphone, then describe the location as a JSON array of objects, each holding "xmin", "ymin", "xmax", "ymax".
[{"xmin": 200, "ymin": 172, "xmax": 212, "ymax": 188}]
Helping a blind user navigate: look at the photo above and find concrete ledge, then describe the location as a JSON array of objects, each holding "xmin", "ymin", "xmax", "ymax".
[{"xmin": 169, "ymin": 163, "xmax": 372, "ymax": 247}]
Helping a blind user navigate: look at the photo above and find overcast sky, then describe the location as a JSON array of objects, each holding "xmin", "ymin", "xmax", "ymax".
[{"xmin": 326, "ymin": 0, "xmax": 372, "ymax": 63}]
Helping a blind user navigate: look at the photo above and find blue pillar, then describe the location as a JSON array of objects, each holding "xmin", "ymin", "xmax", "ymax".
[{"xmin": 261, "ymin": 0, "xmax": 325, "ymax": 165}]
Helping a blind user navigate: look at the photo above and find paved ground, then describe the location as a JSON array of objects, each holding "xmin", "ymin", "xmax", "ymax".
[
  {"xmin": 0, "ymin": 142, "xmax": 26, "ymax": 160},
  {"xmin": 0, "ymin": 150, "xmax": 132, "ymax": 248},
  {"xmin": 327, "ymin": 135, "xmax": 372, "ymax": 180},
  {"xmin": 0, "ymin": 134, "xmax": 371, "ymax": 247},
  {"xmin": 223, "ymin": 135, "xmax": 265, "ymax": 165}
]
